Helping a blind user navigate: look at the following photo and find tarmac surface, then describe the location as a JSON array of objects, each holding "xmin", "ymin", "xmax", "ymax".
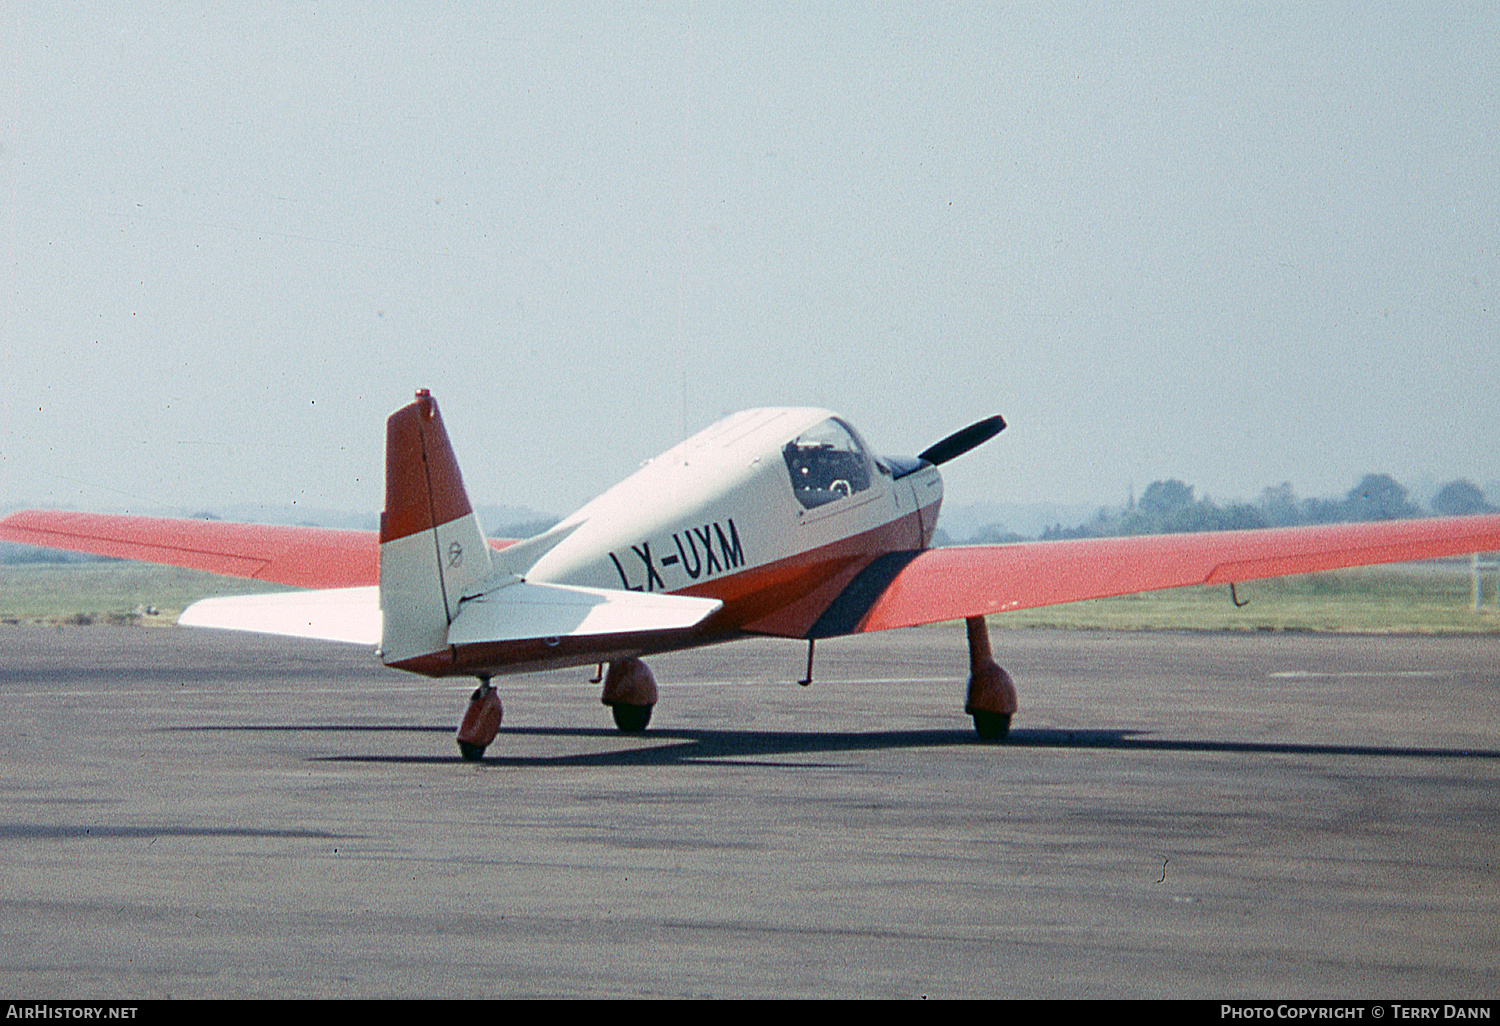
[{"xmin": 1, "ymin": 622, "xmax": 1497, "ymax": 999}]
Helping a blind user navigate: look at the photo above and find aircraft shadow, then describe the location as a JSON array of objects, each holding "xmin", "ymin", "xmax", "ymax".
[{"xmin": 163, "ymin": 724, "xmax": 1500, "ymax": 768}]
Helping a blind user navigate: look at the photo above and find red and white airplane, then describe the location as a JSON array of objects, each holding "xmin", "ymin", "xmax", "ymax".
[{"xmin": 6, "ymin": 389, "xmax": 1500, "ymax": 759}]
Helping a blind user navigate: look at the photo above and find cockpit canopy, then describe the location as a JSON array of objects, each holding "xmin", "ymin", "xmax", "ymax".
[{"xmin": 782, "ymin": 417, "xmax": 873, "ymax": 509}]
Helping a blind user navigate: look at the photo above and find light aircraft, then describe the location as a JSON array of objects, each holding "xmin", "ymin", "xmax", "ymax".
[{"xmin": 5, "ymin": 389, "xmax": 1500, "ymax": 759}]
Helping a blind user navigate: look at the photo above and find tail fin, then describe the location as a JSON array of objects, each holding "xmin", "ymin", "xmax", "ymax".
[{"xmin": 379, "ymin": 390, "xmax": 495, "ymax": 671}]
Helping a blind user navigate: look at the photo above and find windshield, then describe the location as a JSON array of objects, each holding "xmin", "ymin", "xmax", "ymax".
[{"xmin": 782, "ymin": 418, "xmax": 872, "ymax": 509}]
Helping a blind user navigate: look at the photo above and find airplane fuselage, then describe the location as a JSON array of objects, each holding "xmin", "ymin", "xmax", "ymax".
[{"xmin": 449, "ymin": 408, "xmax": 945, "ymax": 671}]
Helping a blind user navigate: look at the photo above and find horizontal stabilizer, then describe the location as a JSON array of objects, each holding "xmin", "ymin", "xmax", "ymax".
[
  {"xmin": 447, "ymin": 581, "xmax": 722, "ymax": 648},
  {"xmin": 179, "ymin": 587, "xmax": 381, "ymax": 645}
]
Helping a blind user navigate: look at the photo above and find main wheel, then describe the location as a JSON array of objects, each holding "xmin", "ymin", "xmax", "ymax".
[
  {"xmin": 972, "ymin": 711, "xmax": 1011, "ymax": 741},
  {"xmin": 611, "ymin": 702, "xmax": 653, "ymax": 733}
]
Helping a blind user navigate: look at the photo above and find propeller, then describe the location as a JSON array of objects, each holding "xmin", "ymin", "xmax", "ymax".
[{"xmin": 917, "ymin": 415, "xmax": 1006, "ymax": 467}]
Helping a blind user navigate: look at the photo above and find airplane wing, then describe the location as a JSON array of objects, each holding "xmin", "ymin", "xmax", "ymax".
[
  {"xmin": 0, "ymin": 508, "xmax": 714, "ymax": 656},
  {"xmin": 0, "ymin": 510, "xmax": 523, "ymax": 590},
  {"xmin": 839, "ymin": 514, "xmax": 1500, "ymax": 634},
  {"xmin": 0, "ymin": 510, "xmax": 380, "ymax": 588}
]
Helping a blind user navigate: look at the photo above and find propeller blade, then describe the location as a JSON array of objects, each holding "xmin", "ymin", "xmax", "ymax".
[{"xmin": 918, "ymin": 415, "xmax": 1006, "ymax": 466}]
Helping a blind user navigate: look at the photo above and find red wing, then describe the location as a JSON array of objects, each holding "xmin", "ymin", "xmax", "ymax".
[
  {"xmin": 0, "ymin": 511, "xmax": 381, "ymax": 588},
  {"xmin": 0, "ymin": 510, "xmax": 524, "ymax": 589},
  {"xmin": 855, "ymin": 515, "xmax": 1500, "ymax": 632}
]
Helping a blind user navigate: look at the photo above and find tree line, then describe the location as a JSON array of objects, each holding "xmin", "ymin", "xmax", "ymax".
[{"xmin": 1039, "ymin": 475, "xmax": 1497, "ymax": 541}]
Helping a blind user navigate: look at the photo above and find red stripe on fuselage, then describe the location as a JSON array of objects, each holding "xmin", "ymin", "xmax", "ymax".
[{"xmin": 678, "ymin": 501, "xmax": 935, "ymax": 638}]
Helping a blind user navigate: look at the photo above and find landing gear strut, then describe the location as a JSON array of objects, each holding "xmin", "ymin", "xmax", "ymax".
[
  {"xmin": 600, "ymin": 657, "xmax": 658, "ymax": 733},
  {"xmin": 964, "ymin": 616, "xmax": 1017, "ymax": 740},
  {"xmin": 456, "ymin": 675, "xmax": 503, "ymax": 761}
]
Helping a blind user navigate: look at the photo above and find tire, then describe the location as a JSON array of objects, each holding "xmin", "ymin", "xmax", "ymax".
[
  {"xmin": 972, "ymin": 711, "xmax": 1011, "ymax": 741},
  {"xmin": 611, "ymin": 703, "xmax": 653, "ymax": 733}
]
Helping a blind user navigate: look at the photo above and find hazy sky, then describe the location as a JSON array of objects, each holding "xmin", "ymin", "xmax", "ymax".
[{"xmin": 4, "ymin": 4, "xmax": 1497, "ymax": 522}]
